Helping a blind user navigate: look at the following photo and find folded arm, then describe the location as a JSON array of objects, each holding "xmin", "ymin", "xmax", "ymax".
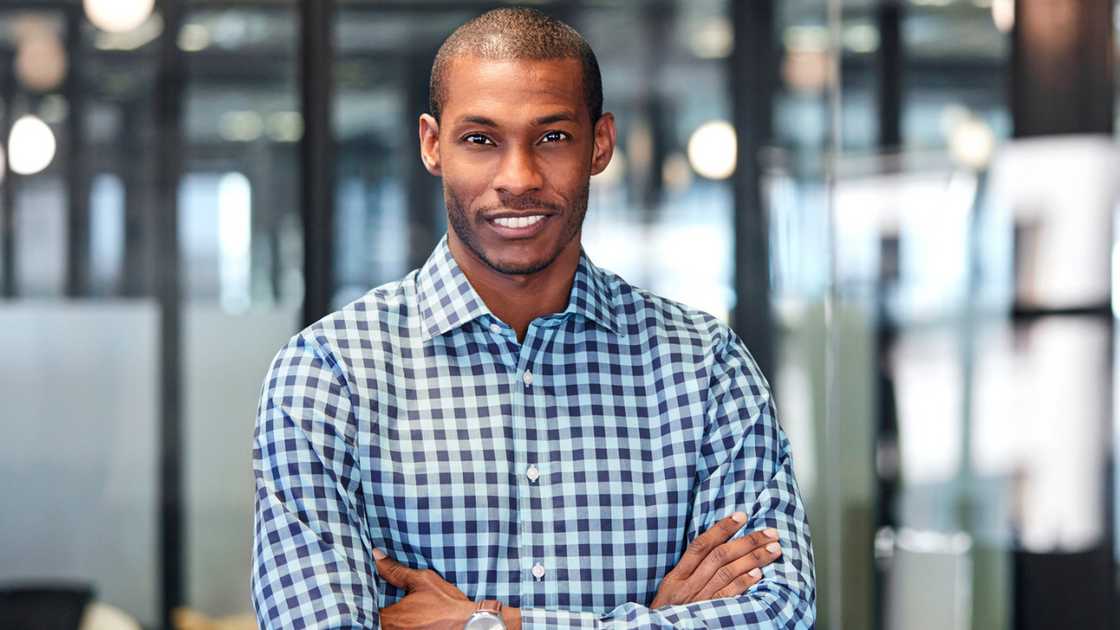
[
  {"xmin": 519, "ymin": 331, "xmax": 816, "ymax": 629},
  {"xmin": 251, "ymin": 334, "xmax": 382, "ymax": 629}
]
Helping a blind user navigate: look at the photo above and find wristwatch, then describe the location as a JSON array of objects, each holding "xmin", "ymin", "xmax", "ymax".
[{"xmin": 464, "ymin": 599, "xmax": 506, "ymax": 630}]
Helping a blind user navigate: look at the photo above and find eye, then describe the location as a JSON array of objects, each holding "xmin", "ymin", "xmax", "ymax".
[
  {"xmin": 540, "ymin": 130, "xmax": 570, "ymax": 144},
  {"xmin": 462, "ymin": 133, "xmax": 494, "ymax": 146}
]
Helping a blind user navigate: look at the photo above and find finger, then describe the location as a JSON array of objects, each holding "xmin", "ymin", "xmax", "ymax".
[
  {"xmin": 683, "ymin": 528, "xmax": 780, "ymax": 598},
  {"xmin": 673, "ymin": 512, "xmax": 748, "ymax": 577},
  {"xmin": 711, "ymin": 567, "xmax": 763, "ymax": 600},
  {"xmin": 694, "ymin": 536, "xmax": 782, "ymax": 600},
  {"xmin": 372, "ymin": 549, "xmax": 420, "ymax": 591}
]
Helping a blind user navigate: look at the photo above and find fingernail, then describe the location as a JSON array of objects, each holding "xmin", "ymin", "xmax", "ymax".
[
  {"xmin": 748, "ymin": 568, "xmax": 761, "ymax": 578},
  {"xmin": 373, "ymin": 548, "xmax": 386, "ymax": 560},
  {"xmin": 766, "ymin": 542, "xmax": 781, "ymax": 554},
  {"xmin": 731, "ymin": 512, "xmax": 747, "ymax": 524},
  {"xmin": 764, "ymin": 528, "xmax": 779, "ymax": 539}
]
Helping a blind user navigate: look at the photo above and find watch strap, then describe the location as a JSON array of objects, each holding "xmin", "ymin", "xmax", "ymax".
[{"xmin": 477, "ymin": 599, "xmax": 502, "ymax": 615}]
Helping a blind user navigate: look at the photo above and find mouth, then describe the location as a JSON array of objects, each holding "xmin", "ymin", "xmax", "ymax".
[{"xmin": 485, "ymin": 213, "xmax": 552, "ymax": 239}]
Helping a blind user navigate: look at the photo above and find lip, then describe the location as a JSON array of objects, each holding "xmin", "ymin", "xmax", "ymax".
[{"xmin": 485, "ymin": 213, "xmax": 552, "ymax": 240}]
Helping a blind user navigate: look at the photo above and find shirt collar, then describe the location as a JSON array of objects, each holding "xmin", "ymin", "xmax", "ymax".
[{"xmin": 416, "ymin": 234, "xmax": 622, "ymax": 341}]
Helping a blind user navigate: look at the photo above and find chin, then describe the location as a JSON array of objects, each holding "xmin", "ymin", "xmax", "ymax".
[{"xmin": 487, "ymin": 256, "xmax": 551, "ymax": 276}]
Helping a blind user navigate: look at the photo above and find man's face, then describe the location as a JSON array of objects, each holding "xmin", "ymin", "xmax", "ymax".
[{"xmin": 419, "ymin": 57, "xmax": 615, "ymax": 276}]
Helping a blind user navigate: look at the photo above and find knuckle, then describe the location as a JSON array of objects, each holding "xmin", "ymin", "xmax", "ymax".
[
  {"xmin": 715, "ymin": 565, "xmax": 737, "ymax": 585},
  {"xmin": 710, "ymin": 544, "xmax": 731, "ymax": 565},
  {"xmin": 751, "ymin": 548, "xmax": 770, "ymax": 566},
  {"xmin": 687, "ymin": 537, "xmax": 710, "ymax": 556}
]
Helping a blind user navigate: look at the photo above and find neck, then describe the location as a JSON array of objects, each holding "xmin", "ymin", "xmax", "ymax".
[{"xmin": 447, "ymin": 233, "xmax": 581, "ymax": 343}]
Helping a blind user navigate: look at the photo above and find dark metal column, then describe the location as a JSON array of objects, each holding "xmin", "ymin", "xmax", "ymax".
[
  {"xmin": 121, "ymin": 97, "xmax": 149, "ymax": 297},
  {"xmin": 155, "ymin": 0, "xmax": 186, "ymax": 626},
  {"xmin": 1, "ymin": 56, "xmax": 16, "ymax": 298},
  {"xmin": 876, "ymin": 0, "xmax": 903, "ymax": 150},
  {"xmin": 64, "ymin": 6, "xmax": 91, "ymax": 296},
  {"xmin": 729, "ymin": 0, "xmax": 775, "ymax": 380},
  {"xmin": 300, "ymin": 0, "xmax": 336, "ymax": 326}
]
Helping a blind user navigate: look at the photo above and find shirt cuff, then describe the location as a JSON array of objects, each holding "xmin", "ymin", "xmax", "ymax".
[{"xmin": 519, "ymin": 607, "xmax": 600, "ymax": 629}]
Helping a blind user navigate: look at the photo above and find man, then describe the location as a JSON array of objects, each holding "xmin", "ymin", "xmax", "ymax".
[{"xmin": 252, "ymin": 7, "xmax": 814, "ymax": 629}]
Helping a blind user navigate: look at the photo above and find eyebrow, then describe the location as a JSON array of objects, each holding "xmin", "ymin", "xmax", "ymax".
[{"xmin": 455, "ymin": 112, "xmax": 578, "ymax": 128}]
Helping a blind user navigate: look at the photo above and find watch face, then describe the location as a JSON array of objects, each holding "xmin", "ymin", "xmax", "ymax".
[{"xmin": 463, "ymin": 611, "xmax": 506, "ymax": 630}]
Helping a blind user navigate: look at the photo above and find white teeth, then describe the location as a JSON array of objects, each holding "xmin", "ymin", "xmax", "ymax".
[{"xmin": 493, "ymin": 215, "xmax": 544, "ymax": 229}]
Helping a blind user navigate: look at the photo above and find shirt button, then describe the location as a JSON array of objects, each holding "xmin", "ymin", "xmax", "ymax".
[
  {"xmin": 531, "ymin": 562, "xmax": 546, "ymax": 581},
  {"xmin": 489, "ymin": 323, "xmax": 501, "ymax": 334},
  {"xmin": 527, "ymin": 465, "xmax": 540, "ymax": 482},
  {"xmin": 522, "ymin": 370, "xmax": 533, "ymax": 386}
]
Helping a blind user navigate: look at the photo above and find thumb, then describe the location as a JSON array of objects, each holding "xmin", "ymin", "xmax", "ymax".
[{"xmin": 372, "ymin": 548, "xmax": 417, "ymax": 591}]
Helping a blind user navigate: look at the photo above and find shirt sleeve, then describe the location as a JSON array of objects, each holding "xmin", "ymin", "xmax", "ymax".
[
  {"xmin": 520, "ymin": 329, "xmax": 817, "ymax": 629},
  {"xmin": 251, "ymin": 333, "xmax": 381, "ymax": 629}
]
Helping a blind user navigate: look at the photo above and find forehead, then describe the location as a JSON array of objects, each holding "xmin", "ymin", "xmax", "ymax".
[{"xmin": 441, "ymin": 56, "xmax": 585, "ymax": 122}]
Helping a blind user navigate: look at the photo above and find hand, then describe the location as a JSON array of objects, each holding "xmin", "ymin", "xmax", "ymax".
[
  {"xmin": 649, "ymin": 512, "xmax": 782, "ymax": 608},
  {"xmin": 373, "ymin": 548, "xmax": 477, "ymax": 630}
]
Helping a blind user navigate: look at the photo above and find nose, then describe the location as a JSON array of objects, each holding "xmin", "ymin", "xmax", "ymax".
[{"xmin": 492, "ymin": 145, "xmax": 543, "ymax": 196}]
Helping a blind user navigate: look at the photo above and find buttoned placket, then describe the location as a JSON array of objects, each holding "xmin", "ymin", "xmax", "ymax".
[{"xmin": 509, "ymin": 316, "xmax": 567, "ymax": 603}]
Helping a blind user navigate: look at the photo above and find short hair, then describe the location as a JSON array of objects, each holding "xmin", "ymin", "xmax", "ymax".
[{"xmin": 429, "ymin": 7, "xmax": 603, "ymax": 124}]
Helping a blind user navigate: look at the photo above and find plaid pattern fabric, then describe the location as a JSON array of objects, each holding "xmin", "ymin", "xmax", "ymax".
[{"xmin": 251, "ymin": 234, "xmax": 815, "ymax": 629}]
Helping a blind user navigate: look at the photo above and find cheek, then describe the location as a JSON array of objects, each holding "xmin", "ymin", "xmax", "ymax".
[{"xmin": 442, "ymin": 167, "xmax": 491, "ymax": 206}]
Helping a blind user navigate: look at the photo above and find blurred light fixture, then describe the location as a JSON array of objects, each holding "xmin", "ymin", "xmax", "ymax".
[
  {"xmin": 15, "ymin": 30, "xmax": 67, "ymax": 91},
  {"xmin": 991, "ymin": 0, "xmax": 1014, "ymax": 33},
  {"xmin": 688, "ymin": 17, "xmax": 733, "ymax": 59},
  {"xmin": 83, "ymin": 0, "xmax": 156, "ymax": 33},
  {"xmin": 8, "ymin": 115, "xmax": 57, "ymax": 175},
  {"xmin": 687, "ymin": 120, "xmax": 737, "ymax": 180},
  {"xmin": 843, "ymin": 23, "xmax": 880, "ymax": 54},
  {"xmin": 212, "ymin": 12, "xmax": 249, "ymax": 49},
  {"xmin": 783, "ymin": 25, "xmax": 829, "ymax": 52},
  {"xmin": 662, "ymin": 152, "xmax": 693, "ymax": 193},
  {"xmin": 266, "ymin": 112, "xmax": 304, "ymax": 143},
  {"xmin": 938, "ymin": 104, "xmax": 970, "ymax": 138},
  {"xmin": 948, "ymin": 114, "xmax": 996, "ymax": 170},
  {"xmin": 94, "ymin": 13, "xmax": 163, "ymax": 50},
  {"xmin": 178, "ymin": 23, "xmax": 211, "ymax": 52},
  {"xmin": 219, "ymin": 111, "xmax": 263, "ymax": 142}
]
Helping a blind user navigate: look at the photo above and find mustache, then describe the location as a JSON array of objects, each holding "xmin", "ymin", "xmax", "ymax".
[{"xmin": 478, "ymin": 195, "xmax": 564, "ymax": 215}]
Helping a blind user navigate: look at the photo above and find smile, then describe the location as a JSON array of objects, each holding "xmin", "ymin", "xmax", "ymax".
[
  {"xmin": 492, "ymin": 215, "xmax": 545, "ymax": 228},
  {"xmin": 486, "ymin": 213, "xmax": 551, "ymax": 239}
]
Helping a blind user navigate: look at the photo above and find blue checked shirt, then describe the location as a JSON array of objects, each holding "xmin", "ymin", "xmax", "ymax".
[{"xmin": 252, "ymin": 235, "xmax": 815, "ymax": 628}]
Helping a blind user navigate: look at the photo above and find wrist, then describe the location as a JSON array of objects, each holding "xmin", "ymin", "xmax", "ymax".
[{"xmin": 463, "ymin": 600, "xmax": 518, "ymax": 630}]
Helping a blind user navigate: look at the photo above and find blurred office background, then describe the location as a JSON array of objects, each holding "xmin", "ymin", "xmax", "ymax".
[{"xmin": 0, "ymin": 0, "xmax": 1117, "ymax": 628}]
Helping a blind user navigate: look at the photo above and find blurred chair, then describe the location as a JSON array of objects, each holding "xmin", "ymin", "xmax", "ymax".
[
  {"xmin": 79, "ymin": 602, "xmax": 141, "ymax": 630},
  {"xmin": 0, "ymin": 583, "xmax": 141, "ymax": 630},
  {"xmin": 0, "ymin": 583, "xmax": 92, "ymax": 630}
]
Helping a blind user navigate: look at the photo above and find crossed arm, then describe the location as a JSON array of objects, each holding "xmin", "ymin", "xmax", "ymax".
[{"xmin": 251, "ymin": 333, "xmax": 816, "ymax": 629}]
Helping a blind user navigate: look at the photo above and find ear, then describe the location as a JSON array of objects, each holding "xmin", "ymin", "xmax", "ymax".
[
  {"xmin": 418, "ymin": 113, "xmax": 441, "ymax": 176},
  {"xmin": 589, "ymin": 112, "xmax": 616, "ymax": 176}
]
